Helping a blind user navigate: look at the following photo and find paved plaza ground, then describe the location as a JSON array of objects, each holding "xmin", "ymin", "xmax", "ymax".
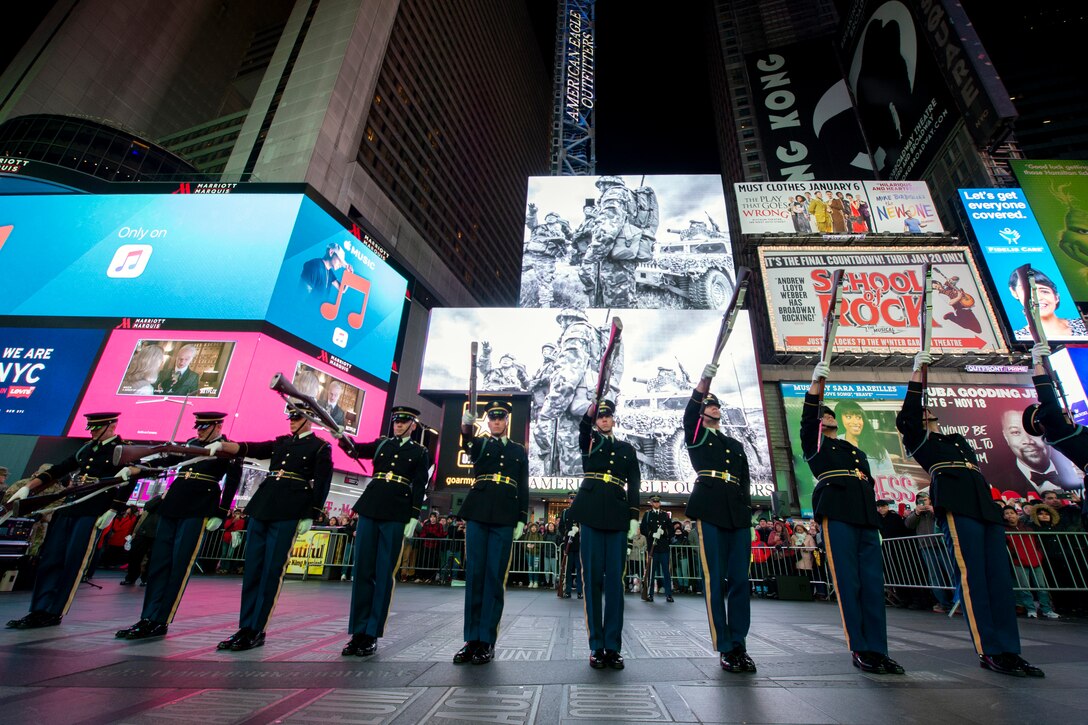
[{"xmin": 0, "ymin": 574, "xmax": 1085, "ymax": 724}]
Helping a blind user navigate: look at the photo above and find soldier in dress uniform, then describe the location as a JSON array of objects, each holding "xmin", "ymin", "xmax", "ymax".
[
  {"xmin": 454, "ymin": 400, "xmax": 529, "ymax": 665},
  {"xmin": 569, "ymin": 399, "xmax": 641, "ymax": 670},
  {"xmin": 6, "ymin": 412, "xmax": 140, "ymax": 629},
  {"xmin": 207, "ymin": 406, "xmax": 333, "ymax": 651},
  {"xmin": 337, "ymin": 406, "xmax": 432, "ymax": 657},
  {"xmin": 558, "ymin": 491, "xmax": 582, "ymax": 598},
  {"xmin": 802, "ymin": 362, "xmax": 904, "ymax": 675},
  {"xmin": 898, "ymin": 352, "xmax": 1044, "ymax": 677},
  {"xmin": 116, "ymin": 412, "xmax": 242, "ymax": 640},
  {"xmin": 640, "ymin": 495, "xmax": 672, "ymax": 602},
  {"xmin": 684, "ymin": 363, "xmax": 756, "ymax": 672}
]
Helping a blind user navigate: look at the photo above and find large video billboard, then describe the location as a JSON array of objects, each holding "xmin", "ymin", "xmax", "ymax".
[
  {"xmin": 421, "ymin": 308, "xmax": 773, "ymax": 498},
  {"xmin": 781, "ymin": 380, "xmax": 1084, "ymax": 516},
  {"xmin": 0, "ymin": 194, "xmax": 301, "ymax": 320},
  {"xmin": 838, "ymin": 0, "xmax": 958, "ymax": 179},
  {"xmin": 266, "ymin": 197, "xmax": 408, "ymax": 382},
  {"xmin": 0, "ymin": 193, "xmax": 409, "ymax": 382},
  {"xmin": 744, "ymin": 39, "xmax": 875, "ymax": 181},
  {"xmin": 959, "ymin": 187, "xmax": 1087, "ymax": 343},
  {"xmin": 0, "ymin": 327, "xmax": 106, "ymax": 435},
  {"xmin": 733, "ymin": 180, "xmax": 942, "ymax": 235},
  {"xmin": 70, "ymin": 330, "xmax": 386, "ymax": 470},
  {"xmin": 758, "ymin": 246, "xmax": 1006, "ymax": 354},
  {"xmin": 1011, "ymin": 160, "xmax": 1088, "ymax": 316},
  {"xmin": 520, "ymin": 175, "xmax": 736, "ymax": 310},
  {"xmin": 1049, "ymin": 346, "xmax": 1088, "ymax": 425}
]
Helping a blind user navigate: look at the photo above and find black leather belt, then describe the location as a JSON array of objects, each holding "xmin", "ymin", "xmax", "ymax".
[
  {"xmin": 697, "ymin": 469, "xmax": 738, "ymax": 484},
  {"xmin": 816, "ymin": 468, "xmax": 868, "ymax": 482},
  {"xmin": 476, "ymin": 473, "xmax": 517, "ymax": 486},
  {"xmin": 584, "ymin": 472, "xmax": 627, "ymax": 487},
  {"xmin": 375, "ymin": 471, "xmax": 412, "ymax": 486}
]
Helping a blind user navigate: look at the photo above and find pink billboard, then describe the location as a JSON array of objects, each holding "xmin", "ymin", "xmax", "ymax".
[{"xmin": 71, "ymin": 330, "xmax": 386, "ymax": 471}]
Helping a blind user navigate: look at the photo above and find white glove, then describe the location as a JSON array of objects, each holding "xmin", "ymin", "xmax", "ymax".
[
  {"xmin": 123, "ymin": 535, "xmax": 132, "ymax": 551},
  {"xmin": 296, "ymin": 519, "xmax": 313, "ymax": 535},
  {"xmin": 118, "ymin": 467, "xmax": 131, "ymax": 481},
  {"xmin": 206, "ymin": 517, "xmax": 223, "ymax": 531},
  {"xmin": 913, "ymin": 351, "xmax": 933, "ymax": 372},
  {"xmin": 206, "ymin": 441, "xmax": 223, "ymax": 456},
  {"xmin": 569, "ymin": 525, "xmax": 579, "ymax": 537},
  {"xmin": 653, "ymin": 527, "xmax": 663, "ymax": 540},
  {"xmin": 702, "ymin": 363, "xmax": 718, "ymax": 380},
  {"xmin": 96, "ymin": 510, "xmax": 116, "ymax": 530},
  {"xmin": 462, "ymin": 411, "xmax": 476, "ymax": 426},
  {"xmin": 812, "ymin": 361, "xmax": 831, "ymax": 382},
  {"xmin": 404, "ymin": 519, "xmax": 420, "ymax": 538},
  {"xmin": 331, "ymin": 426, "xmax": 346, "ymax": 440},
  {"xmin": 628, "ymin": 520, "xmax": 639, "ymax": 541},
  {"xmin": 1032, "ymin": 342, "xmax": 1052, "ymax": 366},
  {"xmin": 514, "ymin": 522, "xmax": 525, "ymax": 539},
  {"xmin": 9, "ymin": 486, "xmax": 29, "ymax": 502}
]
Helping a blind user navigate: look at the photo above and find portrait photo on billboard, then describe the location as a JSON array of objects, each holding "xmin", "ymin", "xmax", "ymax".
[
  {"xmin": 420, "ymin": 307, "xmax": 773, "ymax": 498},
  {"xmin": 838, "ymin": 0, "xmax": 956, "ymax": 180},
  {"xmin": 862, "ymin": 181, "xmax": 944, "ymax": 234},
  {"xmin": 0, "ymin": 327, "xmax": 106, "ymax": 436},
  {"xmin": 519, "ymin": 175, "xmax": 736, "ymax": 311},
  {"xmin": 266, "ymin": 197, "xmax": 409, "ymax": 382},
  {"xmin": 781, "ymin": 381, "xmax": 1083, "ymax": 517},
  {"xmin": 1011, "ymin": 160, "xmax": 1088, "ymax": 314},
  {"xmin": 758, "ymin": 246, "xmax": 1007, "ymax": 354},
  {"xmin": 116, "ymin": 339, "xmax": 236, "ymax": 397},
  {"xmin": 289, "ymin": 361, "xmax": 365, "ymax": 436},
  {"xmin": 959, "ymin": 187, "xmax": 1088, "ymax": 343}
]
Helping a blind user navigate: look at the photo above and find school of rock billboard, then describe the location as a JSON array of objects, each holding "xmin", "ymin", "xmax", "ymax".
[
  {"xmin": 838, "ymin": 0, "xmax": 958, "ymax": 180},
  {"xmin": 781, "ymin": 380, "xmax": 1083, "ymax": 517},
  {"xmin": 757, "ymin": 246, "xmax": 1006, "ymax": 354},
  {"xmin": 419, "ymin": 307, "xmax": 773, "ymax": 498},
  {"xmin": 958, "ymin": 187, "xmax": 1088, "ymax": 343},
  {"xmin": 519, "ymin": 174, "xmax": 737, "ymax": 311},
  {"xmin": 733, "ymin": 180, "xmax": 943, "ymax": 236},
  {"xmin": 1011, "ymin": 160, "xmax": 1088, "ymax": 317}
]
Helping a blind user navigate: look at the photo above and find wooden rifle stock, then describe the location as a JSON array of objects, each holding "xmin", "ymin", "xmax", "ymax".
[
  {"xmin": 815, "ymin": 269, "xmax": 845, "ymax": 452},
  {"xmin": 1018, "ymin": 264, "xmax": 1074, "ymax": 419}
]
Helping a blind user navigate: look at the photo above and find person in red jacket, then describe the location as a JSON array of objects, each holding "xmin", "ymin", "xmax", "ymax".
[
  {"xmin": 1002, "ymin": 506, "xmax": 1058, "ymax": 619},
  {"xmin": 419, "ymin": 513, "xmax": 445, "ymax": 582},
  {"xmin": 102, "ymin": 506, "xmax": 139, "ymax": 568},
  {"xmin": 217, "ymin": 509, "xmax": 246, "ymax": 575}
]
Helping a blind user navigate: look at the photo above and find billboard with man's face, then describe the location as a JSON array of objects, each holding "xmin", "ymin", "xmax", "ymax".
[
  {"xmin": 781, "ymin": 380, "xmax": 1083, "ymax": 516},
  {"xmin": 519, "ymin": 175, "xmax": 736, "ymax": 311}
]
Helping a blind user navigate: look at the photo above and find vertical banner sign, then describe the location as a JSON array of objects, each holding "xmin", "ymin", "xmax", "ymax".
[
  {"xmin": 562, "ymin": 1, "xmax": 595, "ymax": 127},
  {"xmin": 1010, "ymin": 160, "xmax": 1088, "ymax": 318},
  {"xmin": 744, "ymin": 39, "xmax": 875, "ymax": 181},
  {"xmin": 959, "ymin": 187, "xmax": 1088, "ymax": 343},
  {"xmin": 553, "ymin": 0, "xmax": 596, "ymax": 174}
]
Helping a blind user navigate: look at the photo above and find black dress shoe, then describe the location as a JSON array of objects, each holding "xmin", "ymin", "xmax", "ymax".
[
  {"xmin": 119, "ymin": 579, "xmax": 135, "ymax": 586},
  {"xmin": 852, "ymin": 651, "xmax": 887, "ymax": 674},
  {"xmin": 453, "ymin": 641, "xmax": 478, "ymax": 664},
  {"xmin": 1008, "ymin": 654, "xmax": 1045, "ymax": 678},
  {"xmin": 230, "ymin": 630, "xmax": 265, "ymax": 651},
  {"xmin": 646, "ymin": 595, "xmax": 654, "ymax": 602},
  {"xmin": 6, "ymin": 612, "xmax": 61, "ymax": 629},
  {"xmin": 605, "ymin": 649, "xmax": 624, "ymax": 669},
  {"xmin": 341, "ymin": 635, "xmax": 366, "ymax": 656},
  {"xmin": 728, "ymin": 648, "xmax": 757, "ymax": 672},
  {"xmin": 879, "ymin": 655, "xmax": 905, "ymax": 674},
  {"xmin": 561, "ymin": 593, "xmax": 572, "ymax": 598},
  {"xmin": 471, "ymin": 643, "xmax": 494, "ymax": 665},
  {"xmin": 666, "ymin": 596, "xmax": 674, "ymax": 603},
  {"xmin": 360, "ymin": 636, "xmax": 378, "ymax": 656},
  {"xmin": 117, "ymin": 619, "xmax": 151, "ymax": 638},
  {"xmin": 589, "ymin": 649, "xmax": 607, "ymax": 669},
  {"xmin": 217, "ymin": 629, "xmax": 250, "ymax": 650},
  {"xmin": 577, "ymin": 593, "xmax": 583, "ymax": 599},
  {"xmin": 979, "ymin": 654, "xmax": 1026, "ymax": 677}
]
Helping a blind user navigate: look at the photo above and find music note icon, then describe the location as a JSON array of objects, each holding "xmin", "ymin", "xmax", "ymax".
[
  {"xmin": 107, "ymin": 244, "xmax": 153, "ymax": 278},
  {"xmin": 320, "ymin": 268, "xmax": 370, "ymax": 329}
]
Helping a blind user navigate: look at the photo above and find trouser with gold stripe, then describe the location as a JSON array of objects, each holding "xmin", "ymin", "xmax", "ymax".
[
  {"xmin": 822, "ymin": 518, "xmax": 887, "ymax": 655},
  {"xmin": 29, "ymin": 513, "xmax": 98, "ymax": 616},
  {"xmin": 140, "ymin": 516, "xmax": 206, "ymax": 624},
  {"xmin": 463, "ymin": 521, "xmax": 514, "ymax": 645},
  {"xmin": 350, "ymin": 515, "xmax": 405, "ymax": 638},
  {"xmin": 697, "ymin": 522, "xmax": 751, "ymax": 654},
  {"xmin": 943, "ymin": 512, "xmax": 1020, "ymax": 655},
  {"xmin": 580, "ymin": 525, "xmax": 627, "ymax": 652},
  {"xmin": 238, "ymin": 518, "xmax": 299, "ymax": 633}
]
